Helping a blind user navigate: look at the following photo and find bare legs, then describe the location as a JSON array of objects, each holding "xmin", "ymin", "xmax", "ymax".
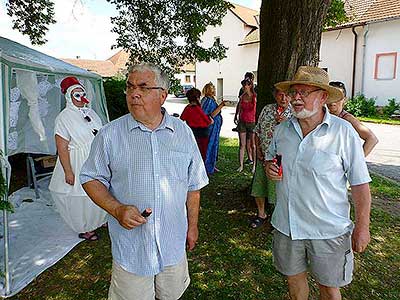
[
  {"xmin": 287, "ymin": 272, "xmax": 309, "ymax": 300},
  {"xmin": 238, "ymin": 132, "xmax": 256, "ymax": 172},
  {"xmin": 287, "ymin": 273, "xmax": 341, "ymax": 300},
  {"xmin": 237, "ymin": 132, "xmax": 247, "ymax": 172},
  {"xmin": 249, "ymin": 132, "xmax": 256, "ymax": 173},
  {"xmin": 255, "ymin": 197, "xmax": 266, "ymax": 219}
]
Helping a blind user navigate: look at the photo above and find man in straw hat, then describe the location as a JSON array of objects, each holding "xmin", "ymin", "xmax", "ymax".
[{"xmin": 265, "ymin": 66, "xmax": 372, "ymax": 300}]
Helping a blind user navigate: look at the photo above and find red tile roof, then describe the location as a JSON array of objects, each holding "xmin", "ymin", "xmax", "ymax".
[
  {"xmin": 229, "ymin": 2, "xmax": 259, "ymax": 28},
  {"xmin": 240, "ymin": 0, "xmax": 400, "ymax": 44},
  {"xmin": 60, "ymin": 58, "xmax": 120, "ymax": 77}
]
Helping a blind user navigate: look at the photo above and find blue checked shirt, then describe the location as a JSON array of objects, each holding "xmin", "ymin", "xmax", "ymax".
[
  {"xmin": 266, "ymin": 110, "xmax": 371, "ymax": 240},
  {"xmin": 80, "ymin": 109, "xmax": 209, "ymax": 276}
]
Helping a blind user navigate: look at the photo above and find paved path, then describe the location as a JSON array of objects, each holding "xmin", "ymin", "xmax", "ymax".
[
  {"xmin": 163, "ymin": 97, "xmax": 400, "ymax": 182},
  {"xmin": 364, "ymin": 122, "xmax": 400, "ymax": 182}
]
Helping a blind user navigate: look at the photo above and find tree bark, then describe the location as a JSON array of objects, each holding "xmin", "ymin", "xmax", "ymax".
[{"xmin": 257, "ymin": 0, "xmax": 332, "ymax": 115}]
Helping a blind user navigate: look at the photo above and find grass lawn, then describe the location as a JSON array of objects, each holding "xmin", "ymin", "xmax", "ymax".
[
  {"xmin": 11, "ymin": 138, "xmax": 400, "ymax": 300},
  {"xmin": 359, "ymin": 116, "xmax": 400, "ymax": 125}
]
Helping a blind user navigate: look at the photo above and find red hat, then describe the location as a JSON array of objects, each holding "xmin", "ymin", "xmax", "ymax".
[{"xmin": 60, "ymin": 76, "xmax": 82, "ymax": 94}]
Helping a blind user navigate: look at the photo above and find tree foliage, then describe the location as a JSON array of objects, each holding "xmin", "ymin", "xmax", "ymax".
[
  {"xmin": 6, "ymin": 0, "xmax": 56, "ymax": 45},
  {"xmin": 107, "ymin": 0, "xmax": 231, "ymax": 89},
  {"xmin": 5, "ymin": 0, "xmax": 347, "ymax": 93},
  {"xmin": 324, "ymin": 0, "xmax": 349, "ymax": 28}
]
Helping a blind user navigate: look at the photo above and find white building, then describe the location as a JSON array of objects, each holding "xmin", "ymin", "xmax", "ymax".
[
  {"xmin": 196, "ymin": 3, "xmax": 259, "ymax": 101},
  {"xmin": 174, "ymin": 63, "xmax": 196, "ymax": 86},
  {"xmin": 196, "ymin": 0, "xmax": 400, "ymax": 106}
]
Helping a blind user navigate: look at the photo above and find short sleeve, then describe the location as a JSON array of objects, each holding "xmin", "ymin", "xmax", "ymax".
[
  {"xmin": 255, "ymin": 106, "xmax": 267, "ymax": 135},
  {"xmin": 186, "ymin": 131, "xmax": 209, "ymax": 191},
  {"xmin": 54, "ymin": 116, "xmax": 71, "ymax": 141},
  {"xmin": 266, "ymin": 126, "xmax": 279, "ymax": 160},
  {"xmin": 180, "ymin": 106, "xmax": 189, "ymax": 122},
  {"xmin": 80, "ymin": 129, "xmax": 112, "ymax": 189},
  {"xmin": 343, "ymin": 129, "xmax": 371, "ymax": 186}
]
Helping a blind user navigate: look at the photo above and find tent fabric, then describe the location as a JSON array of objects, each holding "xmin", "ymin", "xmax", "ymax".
[
  {"xmin": 16, "ymin": 70, "xmax": 46, "ymax": 142},
  {"xmin": 0, "ymin": 36, "xmax": 110, "ymax": 297},
  {"xmin": 0, "ymin": 177, "xmax": 83, "ymax": 298}
]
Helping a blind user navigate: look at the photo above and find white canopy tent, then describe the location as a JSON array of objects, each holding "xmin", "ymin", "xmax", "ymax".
[{"xmin": 0, "ymin": 36, "xmax": 109, "ymax": 297}]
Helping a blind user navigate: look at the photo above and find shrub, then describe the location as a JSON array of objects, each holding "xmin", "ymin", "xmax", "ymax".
[
  {"xmin": 103, "ymin": 76, "xmax": 128, "ymax": 121},
  {"xmin": 345, "ymin": 94, "xmax": 377, "ymax": 117},
  {"xmin": 382, "ymin": 98, "xmax": 400, "ymax": 117}
]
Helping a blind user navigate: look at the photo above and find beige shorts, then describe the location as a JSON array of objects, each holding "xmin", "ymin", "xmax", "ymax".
[
  {"xmin": 272, "ymin": 230, "xmax": 354, "ymax": 288},
  {"xmin": 108, "ymin": 255, "xmax": 190, "ymax": 300}
]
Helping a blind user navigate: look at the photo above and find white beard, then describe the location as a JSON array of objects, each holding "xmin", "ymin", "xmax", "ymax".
[{"xmin": 292, "ymin": 98, "xmax": 319, "ymax": 119}]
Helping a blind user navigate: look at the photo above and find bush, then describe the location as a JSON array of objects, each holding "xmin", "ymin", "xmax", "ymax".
[
  {"xmin": 345, "ymin": 94, "xmax": 377, "ymax": 117},
  {"xmin": 382, "ymin": 98, "xmax": 400, "ymax": 117},
  {"xmin": 103, "ymin": 76, "xmax": 129, "ymax": 121}
]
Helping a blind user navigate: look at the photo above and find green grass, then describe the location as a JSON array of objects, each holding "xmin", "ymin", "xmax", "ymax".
[
  {"xmin": 359, "ymin": 116, "xmax": 400, "ymax": 125},
  {"xmin": 370, "ymin": 173, "xmax": 400, "ymax": 200},
  {"xmin": 10, "ymin": 138, "xmax": 400, "ymax": 300}
]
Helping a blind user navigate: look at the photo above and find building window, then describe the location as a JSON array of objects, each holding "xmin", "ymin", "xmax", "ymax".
[
  {"xmin": 374, "ymin": 52, "xmax": 397, "ymax": 80},
  {"xmin": 185, "ymin": 75, "xmax": 191, "ymax": 83},
  {"xmin": 193, "ymin": 75, "xmax": 196, "ymax": 84}
]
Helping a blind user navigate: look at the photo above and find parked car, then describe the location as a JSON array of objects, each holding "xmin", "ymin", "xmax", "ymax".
[{"xmin": 174, "ymin": 84, "xmax": 194, "ymax": 97}]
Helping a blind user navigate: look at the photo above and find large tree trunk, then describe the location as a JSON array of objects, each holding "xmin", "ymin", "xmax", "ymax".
[{"xmin": 257, "ymin": 0, "xmax": 332, "ymax": 115}]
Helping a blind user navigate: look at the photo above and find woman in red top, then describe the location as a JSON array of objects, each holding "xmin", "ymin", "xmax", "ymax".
[
  {"xmin": 234, "ymin": 79, "xmax": 257, "ymax": 172},
  {"xmin": 180, "ymin": 88, "xmax": 213, "ymax": 161}
]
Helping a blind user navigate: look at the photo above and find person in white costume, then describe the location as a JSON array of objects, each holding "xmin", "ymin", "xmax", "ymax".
[{"xmin": 49, "ymin": 76, "xmax": 106, "ymax": 241}]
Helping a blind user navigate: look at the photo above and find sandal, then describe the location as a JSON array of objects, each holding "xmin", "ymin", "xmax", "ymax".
[
  {"xmin": 250, "ymin": 216, "xmax": 267, "ymax": 229},
  {"xmin": 78, "ymin": 232, "xmax": 99, "ymax": 241}
]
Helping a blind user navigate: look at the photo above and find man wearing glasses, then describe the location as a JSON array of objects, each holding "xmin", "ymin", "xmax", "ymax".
[
  {"xmin": 265, "ymin": 66, "xmax": 372, "ymax": 300},
  {"xmin": 80, "ymin": 63, "xmax": 208, "ymax": 300}
]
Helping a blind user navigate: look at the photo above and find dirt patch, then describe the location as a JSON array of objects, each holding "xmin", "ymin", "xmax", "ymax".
[{"xmin": 371, "ymin": 196, "xmax": 400, "ymax": 217}]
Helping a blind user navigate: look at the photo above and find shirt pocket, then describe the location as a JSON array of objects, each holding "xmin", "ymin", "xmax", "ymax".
[
  {"xmin": 168, "ymin": 151, "xmax": 191, "ymax": 183},
  {"xmin": 310, "ymin": 150, "xmax": 343, "ymax": 176}
]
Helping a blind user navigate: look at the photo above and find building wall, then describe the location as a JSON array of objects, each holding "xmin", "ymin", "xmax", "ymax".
[
  {"xmin": 319, "ymin": 28, "xmax": 357, "ymax": 96},
  {"xmin": 198, "ymin": 13, "xmax": 399, "ymax": 106},
  {"xmin": 174, "ymin": 71, "xmax": 196, "ymax": 86},
  {"xmin": 320, "ymin": 20, "xmax": 400, "ymax": 106},
  {"xmin": 196, "ymin": 10, "xmax": 259, "ymax": 101},
  {"xmin": 363, "ymin": 19, "xmax": 400, "ymax": 106}
]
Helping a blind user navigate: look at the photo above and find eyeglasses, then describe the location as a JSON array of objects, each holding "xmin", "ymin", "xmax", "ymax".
[
  {"xmin": 125, "ymin": 81, "xmax": 165, "ymax": 95},
  {"xmin": 287, "ymin": 88, "xmax": 323, "ymax": 98},
  {"xmin": 72, "ymin": 92, "xmax": 86, "ymax": 99}
]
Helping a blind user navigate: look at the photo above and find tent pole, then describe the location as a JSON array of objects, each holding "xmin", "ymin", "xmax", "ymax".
[
  {"xmin": 1, "ymin": 156, "xmax": 11, "ymax": 296},
  {"xmin": 3, "ymin": 204, "xmax": 10, "ymax": 295}
]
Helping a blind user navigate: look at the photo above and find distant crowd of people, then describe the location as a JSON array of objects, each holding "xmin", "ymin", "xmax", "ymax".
[{"xmin": 50, "ymin": 63, "xmax": 378, "ymax": 300}]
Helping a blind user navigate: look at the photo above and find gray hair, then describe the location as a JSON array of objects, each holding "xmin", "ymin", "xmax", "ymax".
[{"xmin": 128, "ymin": 63, "xmax": 170, "ymax": 90}]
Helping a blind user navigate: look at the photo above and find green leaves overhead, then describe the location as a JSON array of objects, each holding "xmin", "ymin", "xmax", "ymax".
[
  {"xmin": 107, "ymin": 0, "xmax": 230, "ymax": 84},
  {"xmin": 324, "ymin": 0, "xmax": 349, "ymax": 28},
  {"xmin": 6, "ymin": 0, "xmax": 56, "ymax": 45}
]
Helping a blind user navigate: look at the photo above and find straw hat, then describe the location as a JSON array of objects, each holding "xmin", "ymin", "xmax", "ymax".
[{"xmin": 274, "ymin": 66, "xmax": 344, "ymax": 104}]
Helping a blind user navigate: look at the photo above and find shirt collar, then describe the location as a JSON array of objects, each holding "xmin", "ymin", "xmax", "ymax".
[{"xmin": 127, "ymin": 107, "xmax": 175, "ymax": 132}]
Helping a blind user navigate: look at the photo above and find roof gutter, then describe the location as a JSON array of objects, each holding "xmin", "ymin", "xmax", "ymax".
[
  {"xmin": 325, "ymin": 15, "xmax": 400, "ymax": 32},
  {"xmin": 361, "ymin": 24, "xmax": 369, "ymax": 94},
  {"xmin": 351, "ymin": 26, "xmax": 358, "ymax": 98}
]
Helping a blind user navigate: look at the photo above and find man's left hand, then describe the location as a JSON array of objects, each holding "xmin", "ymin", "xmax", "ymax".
[
  {"xmin": 352, "ymin": 225, "xmax": 370, "ymax": 253},
  {"xmin": 186, "ymin": 226, "xmax": 199, "ymax": 251}
]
